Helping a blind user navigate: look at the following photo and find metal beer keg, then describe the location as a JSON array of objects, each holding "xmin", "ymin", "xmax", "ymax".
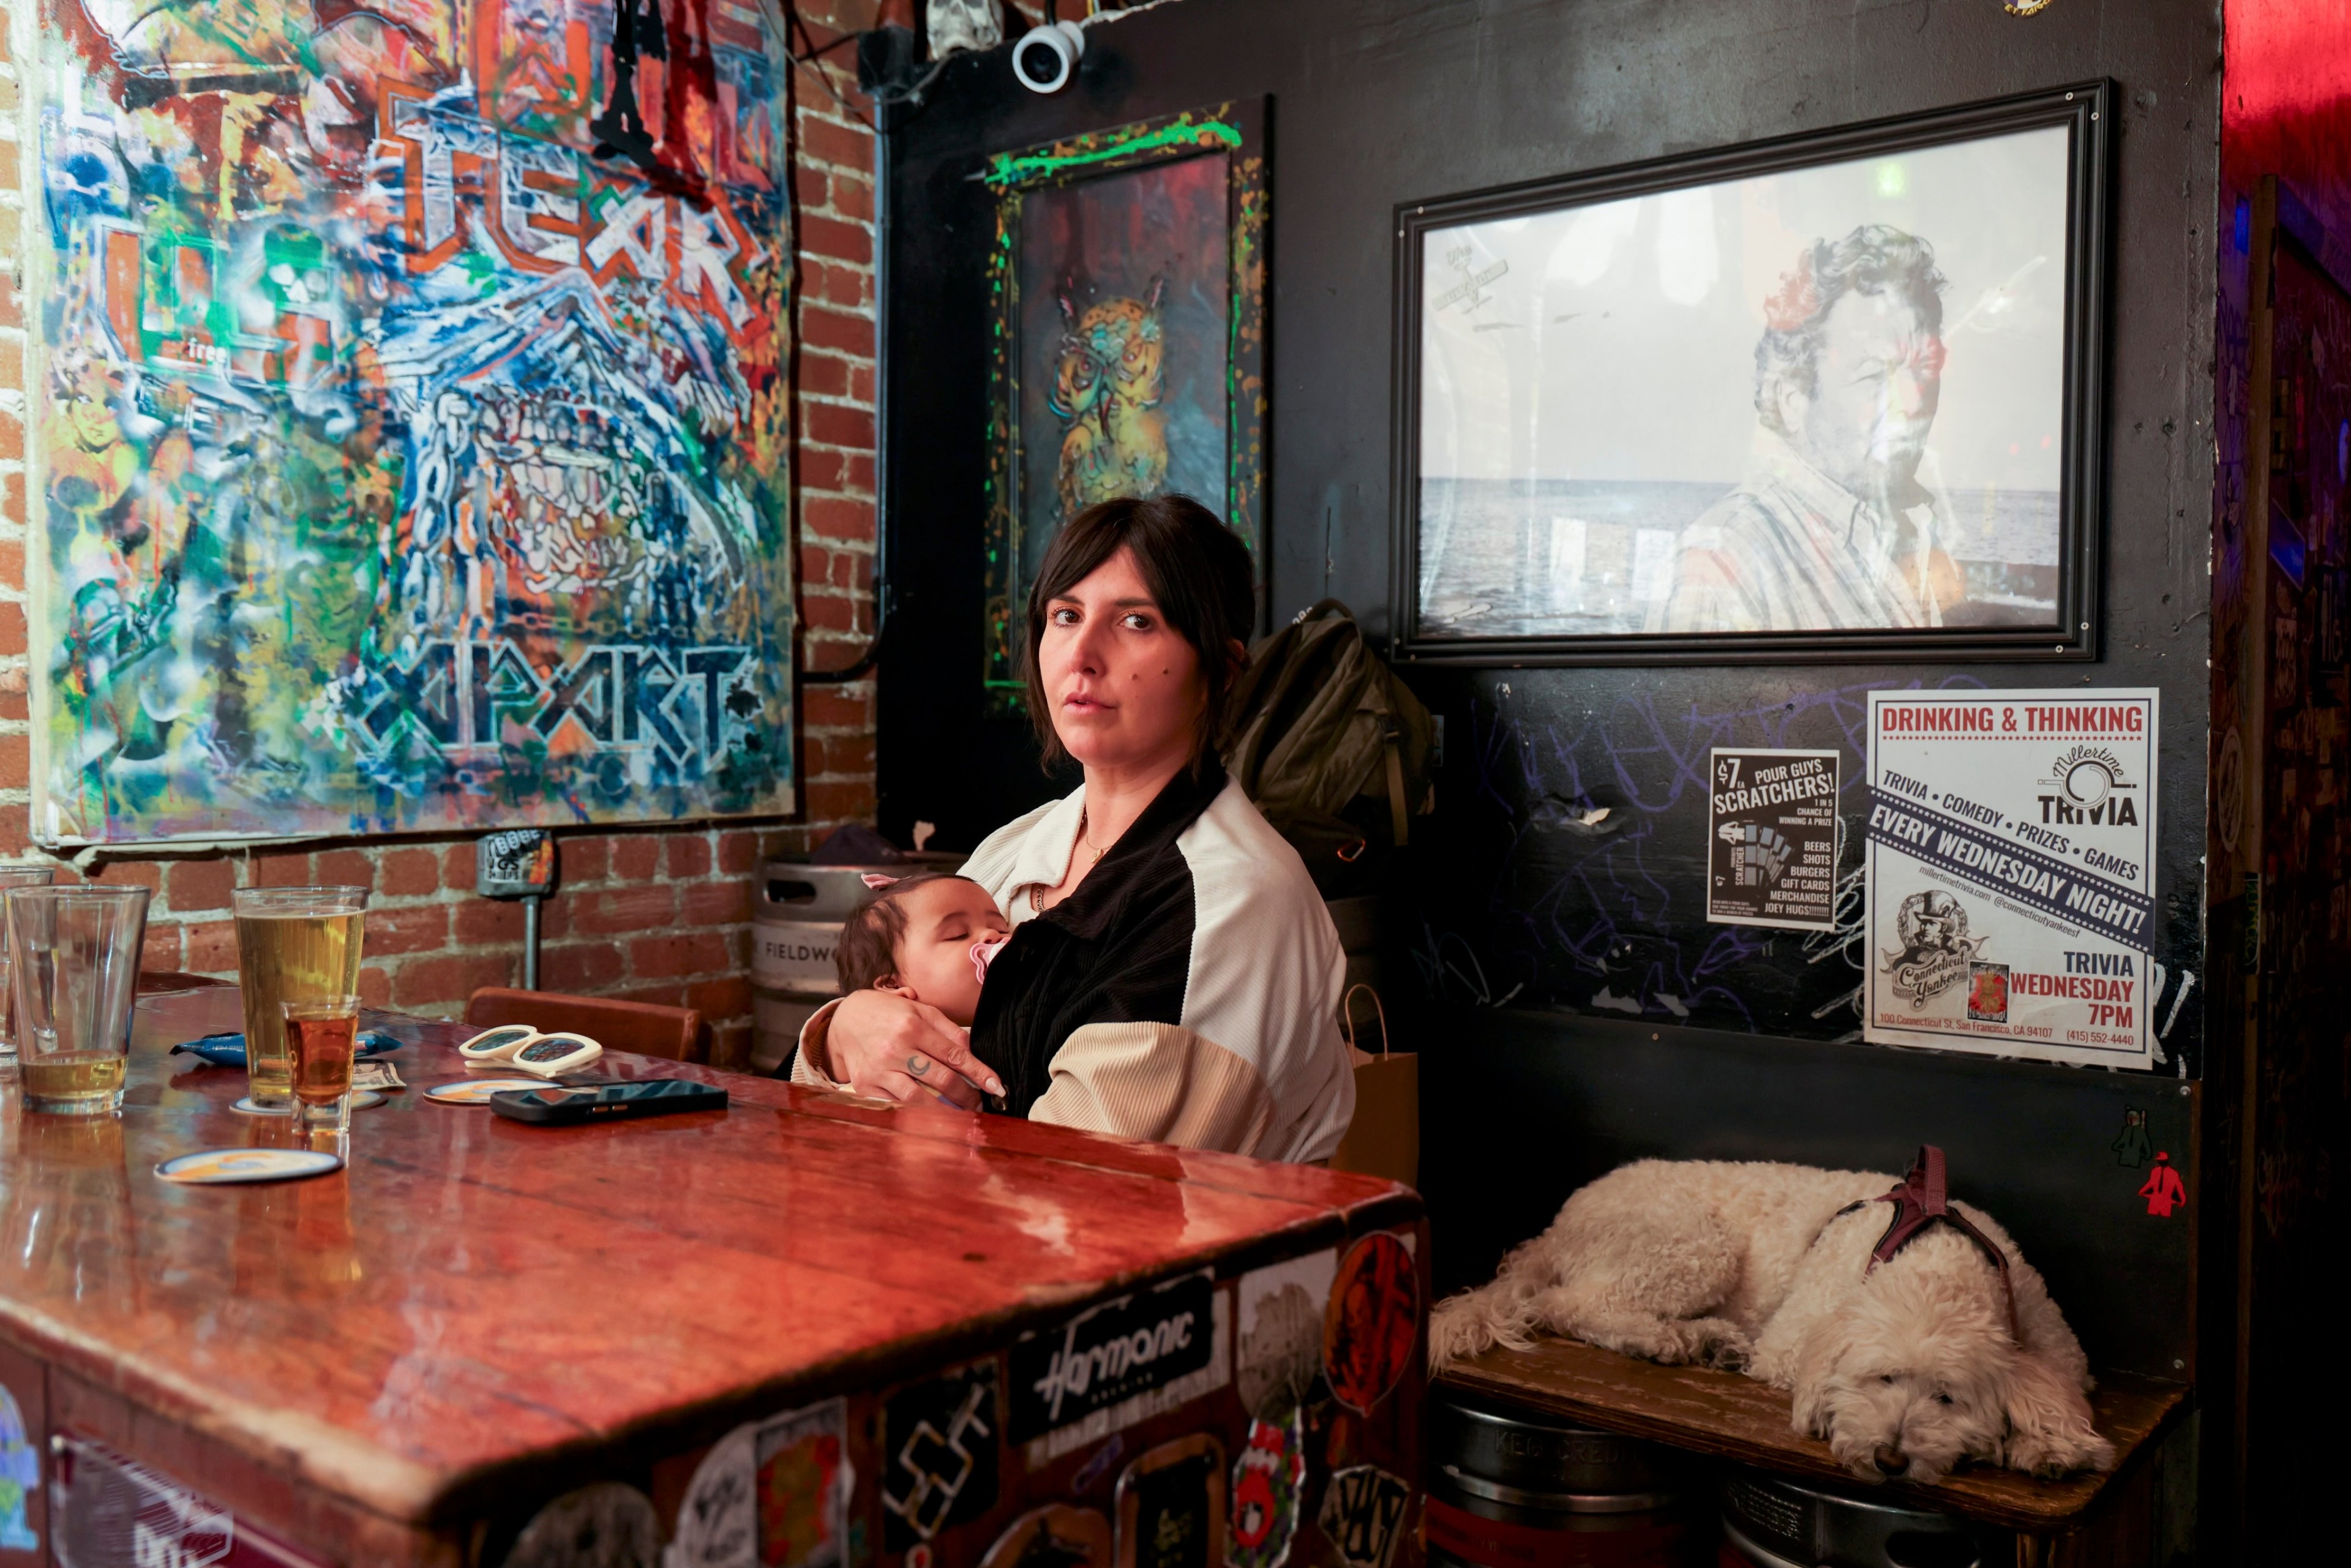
[
  {"xmin": 749, "ymin": 854, "xmax": 958, "ymax": 1071},
  {"xmin": 1425, "ymin": 1395, "xmax": 1704, "ymax": 1567},
  {"xmin": 1719, "ymin": 1470, "xmax": 1987, "ymax": 1568}
]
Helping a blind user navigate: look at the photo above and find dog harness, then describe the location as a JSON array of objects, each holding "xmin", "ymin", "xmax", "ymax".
[{"xmin": 1833, "ymin": 1144, "xmax": 2021, "ymax": 1343}]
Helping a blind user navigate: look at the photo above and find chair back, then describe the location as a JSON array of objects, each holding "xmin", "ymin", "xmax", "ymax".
[{"xmin": 464, "ymin": 987, "xmax": 707, "ymax": 1064}]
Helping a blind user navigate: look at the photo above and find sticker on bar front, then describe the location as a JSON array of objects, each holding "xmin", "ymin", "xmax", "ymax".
[
  {"xmin": 977, "ymin": 1504, "xmax": 1109, "ymax": 1568},
  {"xmin": 1236, "ymin": 1250, "xmax": 1337, "ymax": 1418},
  {"xmin": 756, "ymin": 1398, "xmax": 852, "ymax": 1568},
  {"xmin": 1864, "ymin": 689, "xmax": 2159, "ymax": 1067},
  {"xmin": 672, "ymin": 1397, "xmax": 851, "ymax": 1568},
  {"xmin": 882, "ymin": 1360, "xmax": 1000, "ymax": 1551},
  {"xmin": 1323, "ymin": 1235, "xmax": 1417, "ymax": 1414},
  {"xmin": 1008, "ymin": 1269, "xmax": 1229, "ymax": 1465},
  {"xmin": 156, "ymin": 1149, "xmax": 342, "ymax": 1185},
  {"xmin": 1227, "ymin": 1407, "xmax": 1305, "ymax": 1568},
  {"xmin": 49, "ymin": 1431, "xmax": 329, "ymax": 1566},
  {"xmin": 0, "ymin": 1380, "xmax": 41, "ymax": 1555},
  {"xmin": 1115, "ymin": 1435, "xmax": 1224, "ymax": 1568},
  {"xmin": 1318, "ymin": 1466, "xmax": 1412, "ymax": 1568},
  {"xmin": 424, "ymin": 1078, "xmax": 547, "ymax": 1105}
]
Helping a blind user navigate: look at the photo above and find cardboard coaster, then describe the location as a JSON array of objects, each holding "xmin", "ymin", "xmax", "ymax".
[
  {"xmin": 156, "ymin": 1149, "xmax": 342, "ymax": 1185},
  {"xmin": 424, "ymin": 1078, "xmax": 544, "ymax": 1106},
  {"xmin": 230, "ymin": 1098, "xmax": 293, "ymax": 1117},
  {"xmin": 350, "ymin": 1090, "xmax": 386, "ymax": 1109}
]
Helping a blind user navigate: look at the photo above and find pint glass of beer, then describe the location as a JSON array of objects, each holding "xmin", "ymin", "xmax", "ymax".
[{"xmin": 233, "ymin": 887, "xmax": 368, "ymax": 1114}]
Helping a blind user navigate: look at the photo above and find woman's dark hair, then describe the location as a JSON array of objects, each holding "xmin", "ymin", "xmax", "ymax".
[
  {"xmin": 834, "ymin": 871, "xmax": 959, "ymax": 994},
  {"xmin": 1021, "ymin": 494, "xmax": 1256, "ymax": 772}
]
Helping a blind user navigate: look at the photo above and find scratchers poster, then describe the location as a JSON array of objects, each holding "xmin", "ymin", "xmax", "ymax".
[
  {"xmin": 23, "ymin": 0, "xmax": 797, "ymax": 846},
  {"xmin": 1864, "ymin": 690, "xmax": 2158, "ymax": 1067}
]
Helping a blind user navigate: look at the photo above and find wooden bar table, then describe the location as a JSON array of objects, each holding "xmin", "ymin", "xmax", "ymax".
[{"xmin": 0, "ymin": 988, "xmax": 1427, "ymax": 1568}]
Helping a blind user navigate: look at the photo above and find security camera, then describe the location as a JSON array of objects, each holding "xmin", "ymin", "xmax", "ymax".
[{"xmin": 1012, "ymin": 20, "xmax": 1086, "ymax": 93}]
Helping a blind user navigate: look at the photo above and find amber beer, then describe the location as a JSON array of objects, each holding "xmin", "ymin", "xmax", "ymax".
[
  {"xmin": 233, "ymin": 888, "xmax": 367, "ymax": 1112},
  {"xmin": 19, "ymin": 1054, "xmax": 129, "ymax": 1108},
  {"xmin": 287, "ymin": 1007, "xmax": 359, "ymax": 1105},
  {"xmin": 285, "ymin": 994, "xmax": 362, "ymax": 1134}
]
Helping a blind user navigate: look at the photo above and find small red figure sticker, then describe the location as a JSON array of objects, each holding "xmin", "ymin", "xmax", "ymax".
[
  {"xmin": 2139, "ymin": 1150, "xmax": 2186, "ymax": 1217},
  {"xmin": 1322, "ymin": 1234, "xmax": 1417, "ymax": 1414}
]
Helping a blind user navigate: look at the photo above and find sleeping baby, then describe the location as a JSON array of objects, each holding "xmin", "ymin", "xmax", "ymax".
[{"xmin": 833, "ymin": 871, "xmax": 1012, "ymax": 1029}]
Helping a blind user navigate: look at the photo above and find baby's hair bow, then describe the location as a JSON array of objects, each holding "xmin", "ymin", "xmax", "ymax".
[{"xmin": 860, "ymin": 873, "xmax": 901, "ymax": 890}]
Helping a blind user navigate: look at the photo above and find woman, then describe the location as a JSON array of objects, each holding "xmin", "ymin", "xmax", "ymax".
[{"xmin": 792, "ymin": 495, "xmax": 1355, "ymax": 1162}]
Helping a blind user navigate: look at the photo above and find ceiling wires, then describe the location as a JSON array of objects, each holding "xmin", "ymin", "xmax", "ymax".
[{"xmin": 760, "ymin": 0, "xmax": 866, "ymax": 123}]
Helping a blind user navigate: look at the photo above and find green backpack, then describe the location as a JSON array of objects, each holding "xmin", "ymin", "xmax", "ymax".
[{"xmin": 1220, "ymin": 600, "xmax": 1436, "ymax": 894}]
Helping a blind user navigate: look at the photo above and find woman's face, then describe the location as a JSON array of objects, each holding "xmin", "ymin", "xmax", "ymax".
[{"xmin": 1040, "ymin": 547, "xmax": 1205, "ymax": 777}]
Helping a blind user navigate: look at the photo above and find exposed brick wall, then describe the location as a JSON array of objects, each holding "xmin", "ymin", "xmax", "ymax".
[{"xmin": 0, "ymin": 1, "xmax": 886, "ymax": 1067}]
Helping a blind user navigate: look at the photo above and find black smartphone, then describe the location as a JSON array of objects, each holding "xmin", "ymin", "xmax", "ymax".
[{"xmin": 489, "ymin": 1078, "xmax": 729, "ymax": 1125}]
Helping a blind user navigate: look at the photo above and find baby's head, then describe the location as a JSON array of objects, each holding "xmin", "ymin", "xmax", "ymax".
[{"xmin": 834, "ymin": 872, "xmax": 1010, "ymax": 1027}]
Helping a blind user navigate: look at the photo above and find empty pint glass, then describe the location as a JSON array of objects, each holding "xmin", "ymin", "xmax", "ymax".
[
  {"xmin": 6, "ymin": 885, "xmax": 151, "ymax": 1116},
  {"xmin": 233, "ymin": 887, "xmax": 367, "ymax": 1114},
  {"xmin": 0, "ymin": 864, "xmax": 57, "ymax": 1060}
]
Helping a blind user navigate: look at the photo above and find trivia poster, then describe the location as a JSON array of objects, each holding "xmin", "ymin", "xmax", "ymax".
[{"xmin": 1863, "ymin": 690, "xmax": 2158, "ymax": 1067}]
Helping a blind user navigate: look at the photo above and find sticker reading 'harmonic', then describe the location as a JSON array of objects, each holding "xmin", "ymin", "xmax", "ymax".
[{"xmin": 1009, "ymin": 1270, "xmax": 1229, "ymax": 1461}]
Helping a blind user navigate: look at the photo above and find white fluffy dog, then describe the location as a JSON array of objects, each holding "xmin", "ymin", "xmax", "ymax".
[{"xmin": 1429, "ymin": 1158, "xmax": 2115, "ymax": 1485}]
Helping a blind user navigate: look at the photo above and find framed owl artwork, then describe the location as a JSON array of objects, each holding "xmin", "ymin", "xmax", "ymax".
[{"xmin": 979, "ymin": 100, "xmax": 1270, "ymax": 703}]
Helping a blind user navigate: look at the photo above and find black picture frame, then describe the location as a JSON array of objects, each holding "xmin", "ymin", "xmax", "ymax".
[
  {"xmin": 980, "ymin": 99, "xmax": 1271, "ymax": 707},
  {"xmin": 1387, "ymin": 80, "xmax": 2113, "ymax": 667}
]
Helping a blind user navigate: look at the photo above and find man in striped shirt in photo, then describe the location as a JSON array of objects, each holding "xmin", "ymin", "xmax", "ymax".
[{"xmin": 1652, "ymin": 224, "xmax": 1967, "ymax": 634}]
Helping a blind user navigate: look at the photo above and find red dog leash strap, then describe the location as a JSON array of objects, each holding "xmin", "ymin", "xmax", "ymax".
[{"xmin": 1865, "ymin": 1144, "xmax": 2021, "ymax": 1342}]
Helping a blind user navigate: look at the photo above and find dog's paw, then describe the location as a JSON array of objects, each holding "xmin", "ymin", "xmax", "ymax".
[
  {"xmin": 1616, "ymin": 1316, "xmax": 1748, "ymax": 1368},
  {"xmin": 2003, "ymin": 1424, "xmax": 2116, "ymax": 1478},
  {"xmin": 1584, "ymin": 1318, "xmax": 1699, "ymax": 1365},
  {"xmin": 1697, "ymin": 1325, "xmax": 1753, "ymax": 1372}
]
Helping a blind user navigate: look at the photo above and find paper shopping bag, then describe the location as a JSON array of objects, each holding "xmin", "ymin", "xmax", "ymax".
[{"xmin": 1329, "ymin": 985, "xmax": 1418, "ymax": 1188}]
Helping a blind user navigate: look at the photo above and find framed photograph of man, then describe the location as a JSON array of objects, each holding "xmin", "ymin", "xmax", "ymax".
[{"xmin": 1390, "ymin": 82, "xmax": 2110, "ymax": 664}]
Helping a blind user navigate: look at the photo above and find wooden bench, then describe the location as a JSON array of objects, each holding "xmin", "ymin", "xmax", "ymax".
[{"xmin": 1437, "ymin": 1338, "xmax": 2189, "ymax": 1567}]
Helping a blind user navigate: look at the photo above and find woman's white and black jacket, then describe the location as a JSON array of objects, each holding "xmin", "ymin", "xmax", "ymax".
[{"xmin": 792, "ymin": 765, "xmax": 1356, "ymax": 1163}]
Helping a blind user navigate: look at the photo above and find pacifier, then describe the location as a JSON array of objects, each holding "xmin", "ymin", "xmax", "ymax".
[{"xmin": 970, "ymin": 932, "xmax": 1011, "ymax": 985}]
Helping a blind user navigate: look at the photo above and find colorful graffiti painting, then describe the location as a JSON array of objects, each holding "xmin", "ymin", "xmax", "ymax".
[
  {"xmin": 980, "ymin": 100, "xmax": 1268, "ymax": 702},
  {"xmin": 26, "ymin": 0, "xmax": 795, "ymax": 844}
]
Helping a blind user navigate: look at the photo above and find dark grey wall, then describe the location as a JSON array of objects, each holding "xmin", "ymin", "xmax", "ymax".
[{"xmin": 872, "ymin": 0, "xmax": 2219, "ymax": 1378}]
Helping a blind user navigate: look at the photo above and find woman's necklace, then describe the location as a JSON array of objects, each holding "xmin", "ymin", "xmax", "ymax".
[{"xmin": 1032, "ymin": 809, "xmax": 1112, "ymax": 912}]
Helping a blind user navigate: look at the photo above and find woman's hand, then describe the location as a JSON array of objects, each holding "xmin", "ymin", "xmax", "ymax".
[{"xmin": 820, "ymin": 988, "xmax": 1005, "ymax": 1108}]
